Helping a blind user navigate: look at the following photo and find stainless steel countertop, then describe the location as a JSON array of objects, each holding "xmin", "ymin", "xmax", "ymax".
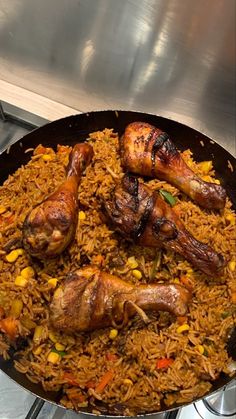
[{"xmin": 0, "ymin": 0, "xmax": 235, "ymax": 155}]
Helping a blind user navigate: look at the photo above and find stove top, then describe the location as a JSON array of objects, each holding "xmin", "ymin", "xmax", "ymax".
[{"xmin": 0, "ymin": 101, "xmax": 235, "ymax": 419}]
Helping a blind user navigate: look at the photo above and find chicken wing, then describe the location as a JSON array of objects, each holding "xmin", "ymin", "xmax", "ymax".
[
  {"xmin": 23, "ymin": 143, "xmax": 94, "ymax": 258},
  {"xmin": 50, "ymin": 266, "xmax": 191, "ymax": 332},
  {"xmin": 105, "ymin": 175, "xmax": 225, "ymax": 276},
  {"xmin": 120, "ymin": 122, "xmax": 226, "ymax": 209}
]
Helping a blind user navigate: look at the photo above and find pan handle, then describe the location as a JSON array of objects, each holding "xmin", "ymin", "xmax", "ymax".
[{"xmin": 25, "ymin": 397, "xmax": 45, "ymax": 419}]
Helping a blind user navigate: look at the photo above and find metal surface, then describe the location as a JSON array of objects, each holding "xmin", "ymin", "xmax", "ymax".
[
  {"xmin": 0, "ymin": 0, "xmax": 235, "ymax": 155},
  {"xmin": 0, "ymin": 110, "xmax": 235, "ymax": 418}
]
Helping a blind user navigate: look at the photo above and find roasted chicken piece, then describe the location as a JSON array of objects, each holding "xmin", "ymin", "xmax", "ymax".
[
  {"xmin": 105, "ymin": 175, "xmax": 225, "ymax": 276},
  {"xmin": 50, "ymin": 266, "xmax": 191, "ymax": 332},
  {"xmin": 23, "ymin": 143, "xmax": 94, "ymax": 258},
  {"xmin": 120, "ymin": 122, "xmax": 226, "ymax": 210}
]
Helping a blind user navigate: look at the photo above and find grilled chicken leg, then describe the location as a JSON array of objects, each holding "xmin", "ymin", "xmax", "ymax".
[
  {"xmin": 23, "ymin": 143, "xmax": 94, "ymax": 258},
  {"xmin": 50, "ymin": 266, "xmax": 191, "ymax": 332},
  {"xmin": 105, "ymin": 175, "xmax": 225, "ymax": 276},
  {"xmin": 120, "ymin": 122, "xmax": 226, "ymax": 210}
]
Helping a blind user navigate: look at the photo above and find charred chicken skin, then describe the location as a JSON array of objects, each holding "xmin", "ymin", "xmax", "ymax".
[
  {"xmin": 23, "ymin": 143, "xmax": 94, "ymax": 258},
  {"xmin": 120, "ymin": 122, "xmax": 226, "ymax": 210},
  {"xmin": 50, "ymin": 266, "xmax": 191, "ymax": 332},
  {"xmin": 105, "ymin": 175, "xmax": 225, "ymax": 276}
]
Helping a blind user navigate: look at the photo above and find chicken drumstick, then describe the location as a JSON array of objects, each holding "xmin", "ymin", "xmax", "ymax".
[
  {"xmin": 50, "ymin": 266, "xmax": 191, "ymax": 332},
  {"xmin": 105, "ymin": 175, "xmax": 225, "ymax": 276},
  {"xmin": 120, "ymin": 122, "xmax": 226, "ymax": 209},
  {"xmin": 23, "ymin": 143, "xmax": 94, "ymax": 258}
]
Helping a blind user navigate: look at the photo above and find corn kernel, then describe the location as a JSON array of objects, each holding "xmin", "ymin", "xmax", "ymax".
[
  {"xmin": 48, "ymin": 278, "xmax": 58, "ymax": 288},
  {"xmin": 49, "ymin": 332, "xmax": 58, "ymax": 343},
  {"xmin": 132, "ymin": 269, "xmax": 142, "ymax": 280},
  {"xmin": 177, "ymin": 324, "xmax": 190, "ymax": 334},
  {"xmin": 6, "ymin": 250, "xmax": 20, "ymax": 263},
  {"xmin": 127, "ymin": 256, "xmax": 138, "ymax": 270},
  {"xmin": 173, "ymin": 278, "xmax": 180, "ymax": 284},
  {"xmin": 109, "ymin": 329, "xmax": 118, "ymax": 340},
  {"xmin": 198, "ymin": 161, "xmax": 213, "ymax": 174},
  {"xmin": 33, "ymin": 346, "xmax": 43, "ymax": 356},
  {"xmin": 33, "ymin": 325, "xmax": 44, "ymax": 343},
  {"xmin": 195, "ymin": 344, "xmax": 205, "ymax": 355},
  {"xmin": 123, "ymin": 379, "xmax": 133, "ymax": 385},
  {"xmin": 225, "ymin": 214, "xmax": 235, "ymax": 225},
  {"xmin": 42, "ymin": 154, "xmax": 52, "ymax": 161},
  {"xmin": 55, "ymin": 342, "xmax": 65, "ymax": 351},
  {"xmin": 47, "ymin": 351, "xmax": 60, "ymax": 364},
  {"xmin": 214, "ymin": 179, "xmax": 220, "ymax": 184},
  {"xmin": 79, "ymin": 211, "xmax": 86, "ymax": 221},
  {"xmin": 21, "ymin": 266, "xmax": 35, "ymax": 279},
  {"xmin": 16, "ymin": 248, "xmax": 24, "ymax": 256},
  {"xmin": 14, "ymin": 275, "xmax": 28, "ymax": 287},
  {"xmin": 0, "ymin": 205, "xmax": 6, "ymax": 214},
  {"xmin": 10, "ymin": 299, "xmax": 23, "ymax": 318},
  {"xmin": 229, "ymin": 261, "xmax": 235, "ymax": 272}
]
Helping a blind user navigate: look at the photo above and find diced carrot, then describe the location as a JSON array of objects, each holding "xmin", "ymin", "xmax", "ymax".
[
  {"xmin": 231, "ymin": 293, "xmax": 236, "ymax": 304},
  {"xmin": 66, "ymin": 388, "xmax": 85, "ymax": 402},
  {"xmin": 85, "ymin": 380, "xmax": 96, "ymax": 389},
  {"xmin": 57, "ymin": 145, "xmax": 70, "ymax": 154},
  {"xmin": 180, "ymin": 276, "xmax": 194, "ymax": 290},
  {"xmin": 0, "ymin": 307, "xmax": 5, "ymax": 319},
  {"xmin": 156, "ymin": 358, "xmax": 174, "ymax": 369},
  {"xmin": 0, "ymin": 214, "xmax": 14, "ymax": 226},
  {"xmin": 177, "ymin": 316, "xmax": 187, "ymax": 325},
  {"xmin": 34, "ymin": 145, "xmax": 47, "ymax": 155},
  {"xmin": 95, "ymin": 370, "xmax": 114, "ymax": 393},
  {"xmin": 63, "ymin": 372, "xmax": 80, "ymax": 386},
  {"xmin": 0, "ymin": 317, "xmax": 19, "ymax": 339},
  {"xmin": 106, "ymin": 353, "xmax": 118, "ymax": 362},
  {"xmin": 92, "ymin": 255, "xmax": 105, "ymax": 267}
]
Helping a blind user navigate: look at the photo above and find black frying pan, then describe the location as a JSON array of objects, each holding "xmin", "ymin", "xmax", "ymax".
[{"xmin": 0, "ymin": 111, "xmax": 235, "ymax": 417}]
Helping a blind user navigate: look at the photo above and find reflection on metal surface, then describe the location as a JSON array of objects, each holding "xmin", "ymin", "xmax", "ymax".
[{"xmin": 0, "ymin": 0, "xmax": 235, "ymax": 154}]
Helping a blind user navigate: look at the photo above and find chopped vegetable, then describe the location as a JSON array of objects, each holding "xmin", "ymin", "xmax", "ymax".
[
  {"xmin": 0, "ymin": 205, "xmax": 6, "ymax": 214},
  {"xmin": 14, "ymin": 275, "xmax": 28, "ymax": 287},
  {"xmin": 109, "ymin": 329, "xmax": 118, "ymax": 340},
  {"xmin": 47, "ymin": 351, "xmax": 60, "ymax": 364},
  {"xmin": 92, "ymin": 255, "xmax": 105, "ymax": 267},
  {"xmin": 49, "ymin": 332, "xmax": 58, "ymax": 343},
  {"xmin": 21, "ymin": 266, "xmax": 35, "ymax": 279},
  {"xmin": 221, "ymin": 311, "xmax": 230, "ymax": 319},
  {"xmin": 63, "ymin": 372, "xmax": 80, "ymax": 386},
  {"xmin": 229, "ymin": 260, "xmax": 235, "ymax": 272},
  {"xmin": 85, "ymin": 380, "xmax": 96, "ymax": 389},
  {"xmin": 42, "ymin": 154, "xmax": 53, "ymax": 161},
  {"xmin": 106, "ymin": 353, "xmax": 118, "ymax": 362},
  {"xmin": 33, "ymin": 346, "xmax": 43, "ymax": 356},
  {"xmin": 123, "ymin": 379, "xmax": 133, "ymax": 385},
  {"xmin": 195, "ymin": 344, "xmax": 205, "ymax": 355},
  {"xmin": 156, "ymin": 358, "xmax": 174, "ymax": 369},
  {"xmin": 173, "ymin": 278, "xmax": 180, "ymax": 284},
  {"xmin": 231, "ymin": 293, "xmax": 236, "ymax": 304},
  {"xmin": 132, "ymin": 269, "xmax": 142, "ymax": 280},
  {"xmin": 150, "ymin": 251, "xmax": 162, "ymax": 281},
  {"xmin": 33, "ymin": 325, "xmax": 44, "ymax": 343},
  {"xmin": 54, "ymin": 287, "xmax": 63, "ymax": 299},
  {"xmin": 21, "ymin": 316, "xmax": 37, "ymax": 329},
  {"xmin": 180, "ymin": 276, "xmax": 193, "ymax": 290},
  {"xmin": 177, "ymin": 324, "xmax": 190, "ymax": 333},
  {"xmin": 55, "ymin": 342, "xmax": 65, "ymax": 351},
  {"xmin": 95, "ymin": 370, "xmax": 114, "ymax": 393},
  {"xmin": 159, "ymin": 189, "xmax": 176, "ymax": 207},
  {"xmin": 51, "ymin": 348, "xmax": 66, "ymax": 357},
  {"xmin": 6, "ymin": 250, "xmax": 20, "ymax": 263},
  {"xmin": 0, "ymin": 317, "xmax": 19, "ymax": 339},
  {"xmin": 127, "ymin": 256, "xmax": 138, "ymax": 270},
  {"xmin": 16, "ymin": 248, "xmax": 24, "ymax": 256},
  {"xmin": 225, "ymin": 214, "xmax": 235, "ymax": 225},
  {"xmin": 10, "ymin": 299, "xmax": 23, "ymax": 318},
  {"xmin": 48, "ymin": 278, "xmax": 58, "ymax": 288},
  {"xmin": 177, "ymin": 316, "xmax": 187, "ymax": 325},
  {"xmin": 79, "ymin": 211, "xmax": 86, "ymax": 221}
]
